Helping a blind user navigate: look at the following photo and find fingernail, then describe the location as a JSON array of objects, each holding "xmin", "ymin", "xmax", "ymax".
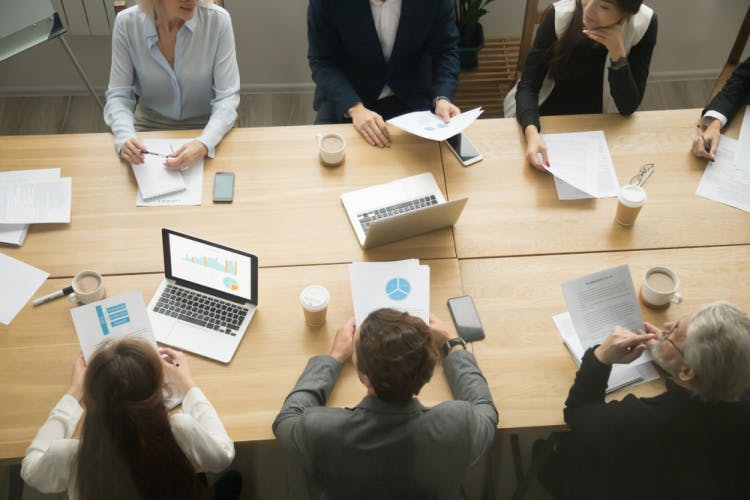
[{"xmin": 545, "ymin": 162, "xmax": 551, "ymax": 167}]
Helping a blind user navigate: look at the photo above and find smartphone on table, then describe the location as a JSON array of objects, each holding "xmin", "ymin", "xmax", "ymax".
[
  {"xmin": 213, "ymin": 172, "xmax": 235, "ymax": 203},
  {"xmin": 445, "ymin": 133, "xmax": 483, "ymax": 166},
  {"xmin": 447, "ymin": 295, "xmax": 485, "ymax": 342}
]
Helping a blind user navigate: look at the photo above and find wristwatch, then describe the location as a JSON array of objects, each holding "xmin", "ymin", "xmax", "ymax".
[
  {"xmin": 610, "ymin": 56, "xmax": 628, "ymax": 70},
  {"xmin": 443, "ymin": 337, "xmax": 467, "ymax": 356},
  {"xmin": 432, "ymin": 96, "xmax": 450, "ymax": 112}
]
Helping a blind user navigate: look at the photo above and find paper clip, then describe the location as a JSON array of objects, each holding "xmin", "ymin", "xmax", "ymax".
[{"xmin": 630, "ymin": 163, "xmax": 655, "ymax": 187}]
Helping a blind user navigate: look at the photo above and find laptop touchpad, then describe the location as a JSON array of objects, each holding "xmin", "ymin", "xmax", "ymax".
[{"xmin": 170, "ymin": 323, "xmax": 213, "ymax": 352}]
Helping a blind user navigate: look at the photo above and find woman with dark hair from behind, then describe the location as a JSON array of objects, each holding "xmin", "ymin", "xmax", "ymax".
[
  {"xmin": 21, "ymin": 338, "xmax": 238, "ymax": 500},
  {"xmin": 506, "ymin": 0, "xmax": 657, "ymax": 171}
]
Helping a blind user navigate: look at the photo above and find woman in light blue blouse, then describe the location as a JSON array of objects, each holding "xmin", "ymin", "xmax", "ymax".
[{"xmin": 104, "ymin": 0, "xmax": 240, "ymax": 169}]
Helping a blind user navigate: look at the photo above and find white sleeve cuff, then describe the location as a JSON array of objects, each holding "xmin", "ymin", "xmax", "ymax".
[{"xmin": 702, "ymin": 110, "xmax": 728, "ymax": 128}]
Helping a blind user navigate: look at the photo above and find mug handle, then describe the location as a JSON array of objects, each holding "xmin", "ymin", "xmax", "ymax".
[
  {"xmin": 315, "ymin": 133, "xmax": 323, "ymax": 147},
  {"xmin": 671, "ymin": 291, "xmax": 684, "ymax": 304},
  {"xmin": 67, "ymin": 293, "xmax": 78, "ymax": 304}
]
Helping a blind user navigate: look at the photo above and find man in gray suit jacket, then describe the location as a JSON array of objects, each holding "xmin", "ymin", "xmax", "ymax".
[{"xmin": 273, "ymin": 308, "xmax": 498, "ymax": 500}]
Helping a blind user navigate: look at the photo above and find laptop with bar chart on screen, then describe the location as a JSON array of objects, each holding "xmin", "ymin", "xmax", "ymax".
[{"xmin": 147, "ymin": 228, "xmax": 258, "ymax": 363}]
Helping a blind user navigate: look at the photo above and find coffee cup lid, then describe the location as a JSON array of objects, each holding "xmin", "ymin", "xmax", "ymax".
[
  {"xmin": 618, "ymin": 184, "xmax": 647, "ymax": 208},
  {"xmin": 300, "ymin": 285, "xmax": 330, "ymax": 312}
]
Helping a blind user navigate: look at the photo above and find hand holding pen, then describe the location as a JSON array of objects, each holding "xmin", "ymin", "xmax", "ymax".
[{"xmin": 692, "ymin": 120, "xmax": 721, "ymax": 161}]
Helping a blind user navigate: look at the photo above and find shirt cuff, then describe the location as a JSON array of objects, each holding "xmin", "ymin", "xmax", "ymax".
[
  {"xmin": 181, "ymin": 386, "xmax": 207, "ymax": 413},
  {"xmin": 195, "ymin": 137, "xmax": 216, "ymax": 159},
  {"xmin": 702, "ymin": 110, "xmax": 728, "ymax": 128}
]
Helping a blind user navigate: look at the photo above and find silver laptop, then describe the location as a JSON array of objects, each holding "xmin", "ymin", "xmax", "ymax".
[
  {"xmin": 147, "ymin": 229, "xmax": 258, "ymax": 363},
  {"xmin": 341, "ymin": 172, "xmax": 468, "ymax": 249}
]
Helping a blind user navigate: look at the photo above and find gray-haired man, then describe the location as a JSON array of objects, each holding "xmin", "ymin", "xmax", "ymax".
[{"xmin": 540, "ymin": 301, "xmax": 750, "ymax": 499}]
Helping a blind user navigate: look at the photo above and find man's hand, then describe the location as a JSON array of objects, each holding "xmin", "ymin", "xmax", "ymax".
[
  {"xmin": 330, "ymin": 316, "xmax": 356, "ymax": 363},
  {"xmin": 524, "ymin": 125, "xmax": 550, "ymax": 172},
  {"xmin": 120, "ymin": 136, "xmax": 147, "ymax": 164},
  {"xmin": 583, "ymin": 20, "xmax": 626, "ymax": 61},
  {"xmin": 66, "ymin": 352, "xmax": 87, "ymax": 403},
  {"xmin": 349, "ymin": 103, "xmax": 391, "ymax": 148},
  {"xmin": 692, "ymin": 119, "xmax": 721, "ymax": 161},
  {"xmin": 434, "ymin": 99, "xmax": 460, "ymax": 123},
  {"xmin": 594, "ymin": 326, "xmax": 656, "ymax": 365},
  {"xmin": 428, "ymin": 314, "xmax": 457, "ymax": 352},
  {"xmin": 164, "ymin": 140, "xmax": 208, "ymax": 170}
]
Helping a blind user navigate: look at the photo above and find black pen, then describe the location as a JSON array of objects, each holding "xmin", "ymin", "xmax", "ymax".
[
  {"xmin": 33, "ymin": 286, "xmax": 74, "ymax": 306},
  {"xmin": 696, "ymin": 124, "xmax": 711, "ymax": 154},
  {"xmin": 140, "ymin": 150, "xmax": 169, "ymax": 158}
]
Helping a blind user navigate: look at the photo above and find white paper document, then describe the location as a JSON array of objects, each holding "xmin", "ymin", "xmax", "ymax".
[
  {"xmin": 349, "ymin": 259, "xmax": 430, "ymax": 326},
  {"xmin": 0, "ymin": 177, "xmax": 72, "ymax": 224},
  {"xmin": 696, "ymin": 136, "xmax": 750, "ymax": 213},
  {"xmin": 553, "ymin": 312, "xmax": 659, "ymax": 393},
  {"xmin": 561, "ymin": 264, "xmax": 652, "ymax": 366},
  {"xmin": 131, "ymin": 139, "xmax": 187, "ymax": 201},
  {"xmin": 0, "ymin": 168, "xmax": 61, "ymax": 245},
  {"xmin": 135, "ymin": 139, "xmax": 203, "ymax": 206},
  {"xmin": 70, "ymin": 290, "xmax": 158, "ymax": 362},
  {"xmin": 544, "ymin": 131, "xmax": 619, "ymax": 199},
  {"xmin": 0, "ymin": 252, "xmax": 48, "ymax": 325},
  {"xmin": 387, "ymin": 107, "xmax": 484, "ymax": 141}
]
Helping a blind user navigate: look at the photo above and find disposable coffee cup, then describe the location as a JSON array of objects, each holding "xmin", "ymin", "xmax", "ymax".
[
  {"xmin": 615, "ymin": 184, "xmax": 647, "ymax": 226},
  {"xmin": 68, "ymin": 270, "xmax": 105, "ymax": 305},
  {"xmin": 639, "ymin": 266, "xmax": 683, "ymax": 310},
  {"xmin": 316, "ymin": 133, "xmax": 346, "ymax": 167},
  {"xmin": 300, "ymin": 285, "xmax": 330, "ymax": 327}
]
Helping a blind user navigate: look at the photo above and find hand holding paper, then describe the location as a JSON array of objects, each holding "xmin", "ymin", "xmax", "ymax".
[{"xmin": 387, "ymin": 107, "xmax": 483, "ymax": 142}]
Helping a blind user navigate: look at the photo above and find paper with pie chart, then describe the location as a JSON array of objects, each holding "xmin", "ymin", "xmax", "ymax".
[
  {"xmin": 349, "ymin": 259, "xmax": 430, "ymax": 326},
  {"xmin": 387, "ymin": 107, "xmax": 483, "ymax": 141}
]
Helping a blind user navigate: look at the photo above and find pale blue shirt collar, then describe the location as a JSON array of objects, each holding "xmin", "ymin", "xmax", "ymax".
[{"xmin": 143, "ymin": 12, "xmax": 197, "ymax": 48}]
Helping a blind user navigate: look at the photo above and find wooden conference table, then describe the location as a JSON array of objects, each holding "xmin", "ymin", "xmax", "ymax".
[{"xmin": 0, "ymin": 108, "xmax": 747, "ymax": 462}]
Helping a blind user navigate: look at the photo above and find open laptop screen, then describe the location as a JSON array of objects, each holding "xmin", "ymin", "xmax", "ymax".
[{"xmin": 162, "ymin": 229, "xmax": 258, "ymax": 304}]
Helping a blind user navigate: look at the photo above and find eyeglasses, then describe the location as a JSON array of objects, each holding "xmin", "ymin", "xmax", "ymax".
[
  {"xmin": 630, "ymin": 163, "xmax": 655, "ymax": 187},
  {"xmin": 660, "ymin": 322, "xmax": 684, "ymax": 357}
]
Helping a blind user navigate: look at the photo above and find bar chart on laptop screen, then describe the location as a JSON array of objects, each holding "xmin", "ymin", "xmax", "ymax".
[{"xmin": 170, "ymin": 235, "xmax": 252, "ymax": 300}]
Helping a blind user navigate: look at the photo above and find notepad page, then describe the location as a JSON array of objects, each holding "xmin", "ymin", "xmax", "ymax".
[{"xmin": 131, "ymin": 160, "xmax": 185, "ymax": 200}]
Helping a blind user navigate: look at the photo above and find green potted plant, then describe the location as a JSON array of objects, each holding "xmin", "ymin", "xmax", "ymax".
[{"xmin": 456, "ymin": 0, "xmax": 495, "ymax": 69}]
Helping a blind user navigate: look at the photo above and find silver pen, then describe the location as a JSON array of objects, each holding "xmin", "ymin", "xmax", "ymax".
[{"xmin": 33, "ymin": 286, "xmax": 74, "ymax": 306}]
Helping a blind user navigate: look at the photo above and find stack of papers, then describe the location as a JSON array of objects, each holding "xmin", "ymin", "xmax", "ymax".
[
  {"xmin": 387, "ymin": 107, "xmax": 484, "ymax": 141},
  {"xmin": 695, "ymin": 107, "xmax": 750, "ymax": 213},
  {"xmin": 0, "ymin": 253, "xmax": 48, "ymax": 325},
  {"xmin": 70, "ymin": 290, "xmax": 157, "ymax": 362},
  {"xmin": 132, "ymin": 139, "xmax": 203, "ymax": 206},
  {"xmin": 555, "ymin": 264, "xmax": 659, "ymax": 392},
  {"xmin": 349, "ymin": 259, "xmax": 430, "ymax": 326},
  {"xmin": 543, "ymin": 131, "xmax": 619, "ymax": 200},
  {"xmin": 0, "ymin": 168, "xmax": 71, "ymax": 246}
]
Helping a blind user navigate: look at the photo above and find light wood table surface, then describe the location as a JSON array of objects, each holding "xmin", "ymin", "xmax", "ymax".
[
  {"xmin": 0, "ymin": 258, "xmax": 464, "ymax": 462},
  {"xmin": 444, "ymin": 109, "xmax": 750, "ymax": 260},
  {"xmin": 461, "ymin": 245, "xmax": 750, "ymax": 432},
  {"xmin": 0, "ymin": 124, "xmax": 451, "ymax": 278}
]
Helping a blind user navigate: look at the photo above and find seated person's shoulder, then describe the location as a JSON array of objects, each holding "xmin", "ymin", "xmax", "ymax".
[{"xmin": 201, "ymin": 2, "xmax": 232, "ymax": 26}]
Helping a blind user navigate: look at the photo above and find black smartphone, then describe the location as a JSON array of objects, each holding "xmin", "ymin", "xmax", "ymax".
[
  {"xmin": 447, "ymin": 295, "xmax": 485, "ymax": 342},
  {"xmin": 445, "ymin": 133, "xmax": 483, "ymax": 166},
  {"xmin": 213, "ymin": 172, "xmax": 235, "ymax": 203}
]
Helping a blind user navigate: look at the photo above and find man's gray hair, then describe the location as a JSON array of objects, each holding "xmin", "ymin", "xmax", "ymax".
[{"xmin": 683, "ymin": 301, "xmax": 750, "ymax": 402}]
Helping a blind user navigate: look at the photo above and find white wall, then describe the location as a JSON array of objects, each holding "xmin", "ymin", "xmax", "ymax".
[{"xmin": 0, "ymin": 0, "xmax": 748, "ymax": 95}]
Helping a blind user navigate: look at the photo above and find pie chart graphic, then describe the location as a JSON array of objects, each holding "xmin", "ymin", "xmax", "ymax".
[
  {"xmin": 385, "ymin": 277, "xmax": 411, "ymax": 301},
  {"xmin": 223, "ymin": 277, "xmax": 239, "ymax": 291}
]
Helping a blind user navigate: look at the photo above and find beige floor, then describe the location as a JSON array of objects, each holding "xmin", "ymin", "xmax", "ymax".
[
  {"xmin": 0, "ymin": 79, "xmax": 713, "ymax": 136},
  {"xmin": 0, "ymin": 78, "xmax": 714, "ymax": 500}
]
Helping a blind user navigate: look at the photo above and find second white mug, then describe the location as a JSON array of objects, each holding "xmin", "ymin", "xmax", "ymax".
[{"xmin": 316, "ymin": 132, "xmax": 346, "ymax": 166}]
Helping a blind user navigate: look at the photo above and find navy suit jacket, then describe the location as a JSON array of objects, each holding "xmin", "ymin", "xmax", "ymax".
[
  {"xmin": 307, "ymin": 0, "xmax": 460, "ymax": 122},
  {"xmin": 704, "ymin": 57, "xmax": 750, "ymax": 124}
]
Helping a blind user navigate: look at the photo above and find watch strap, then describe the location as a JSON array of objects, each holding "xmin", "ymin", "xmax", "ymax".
[{"xmin": 443, "ymin": 337, "xmax": 467, "ymax": 356}]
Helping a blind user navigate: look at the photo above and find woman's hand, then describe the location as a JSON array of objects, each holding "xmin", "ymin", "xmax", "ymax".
[
  {"xmin": 120, "ymin": 136, "xmax": 147, "ymax": 164},
  {"xmin": 160, "ymin": 347, "xmax": 196, "ymax": 400},
  {"xmin": 583, "ymin": 20, "xmax": 626, "ymax": 61},
  {"xmin": 164, "ymin": 140, "xmax": 208, "ymax": 170},
  {"xmin": 66, "ymin": 352, "xmax": 87, "ymax": 403},
  {"xmin": 524, "ymin": 125, "xmax": 550, "ymax": 172}
]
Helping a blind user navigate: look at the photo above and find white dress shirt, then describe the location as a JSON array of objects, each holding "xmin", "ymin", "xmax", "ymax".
[
  {"xmin": 21, "ymin": 388, "xmax": 235, "ymax": 499},
  {"xmin": 369, "ymin": 0, "xmax": 402, "ymax": 100},
  {"xmin": 104, "ymin": 2, "xmax": 240, "ymax": 157},
  {"xmin": 702, "ymin": 110, "xmax": 728, "ymax": 128}
]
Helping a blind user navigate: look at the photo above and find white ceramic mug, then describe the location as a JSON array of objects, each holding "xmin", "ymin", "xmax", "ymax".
[
  {"xmin": 68, "ymin": 270, "xmax": 105, "ymax": 305},
  {"xmin": 640, "ymin": 266, "xmax": 683, "ymax": 309},
  {"xmin": 316, "ymin": 133, "xmax": 346, "ymax": 166}
]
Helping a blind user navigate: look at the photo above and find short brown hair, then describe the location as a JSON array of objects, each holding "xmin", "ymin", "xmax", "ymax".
[{"xmin": 356, "ymin": 308, "xmax": 439, "ymax": 404}]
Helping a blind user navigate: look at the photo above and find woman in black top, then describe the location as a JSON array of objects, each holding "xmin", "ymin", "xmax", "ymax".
[{"xmin": 514, "ymin": 0, "xmax": 657, "ymax": 171}]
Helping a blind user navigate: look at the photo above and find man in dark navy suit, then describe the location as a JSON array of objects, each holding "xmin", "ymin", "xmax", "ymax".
[
  {"xmin": 693, "ymin": 57, "xmax": 750, "ymax": 160},
  {"xmin": 308, "ymin": 0, "xmax": 461, "ymax": 148}
]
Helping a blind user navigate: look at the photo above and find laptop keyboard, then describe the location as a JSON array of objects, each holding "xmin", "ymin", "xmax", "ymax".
[
  {"xmin": 152, "ymin": 284, "xmax": 248, "ymax": 336},
  {"xmin": 357, "ymin": 195, "xmax": 438, "ymax": 233}
]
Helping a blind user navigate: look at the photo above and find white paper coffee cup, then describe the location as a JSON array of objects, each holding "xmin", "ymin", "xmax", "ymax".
[{"xmin": 300, "ymin": 285, "xmax": 330, "ymax": 327}]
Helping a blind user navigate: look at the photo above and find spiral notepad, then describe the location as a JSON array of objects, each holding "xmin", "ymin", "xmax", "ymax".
[{"xmin": 131, "ymin": 154, "xmax": 186, "ymax": 200}]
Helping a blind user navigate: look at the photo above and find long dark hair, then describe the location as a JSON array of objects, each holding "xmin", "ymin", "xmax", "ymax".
[
  {"xmin": 77, "ymin": 339, "xmax": 209, "ymax": 500},
  {"xmin": 546, "ymin": 0, "xmax": 643, "ymax": 78}
]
